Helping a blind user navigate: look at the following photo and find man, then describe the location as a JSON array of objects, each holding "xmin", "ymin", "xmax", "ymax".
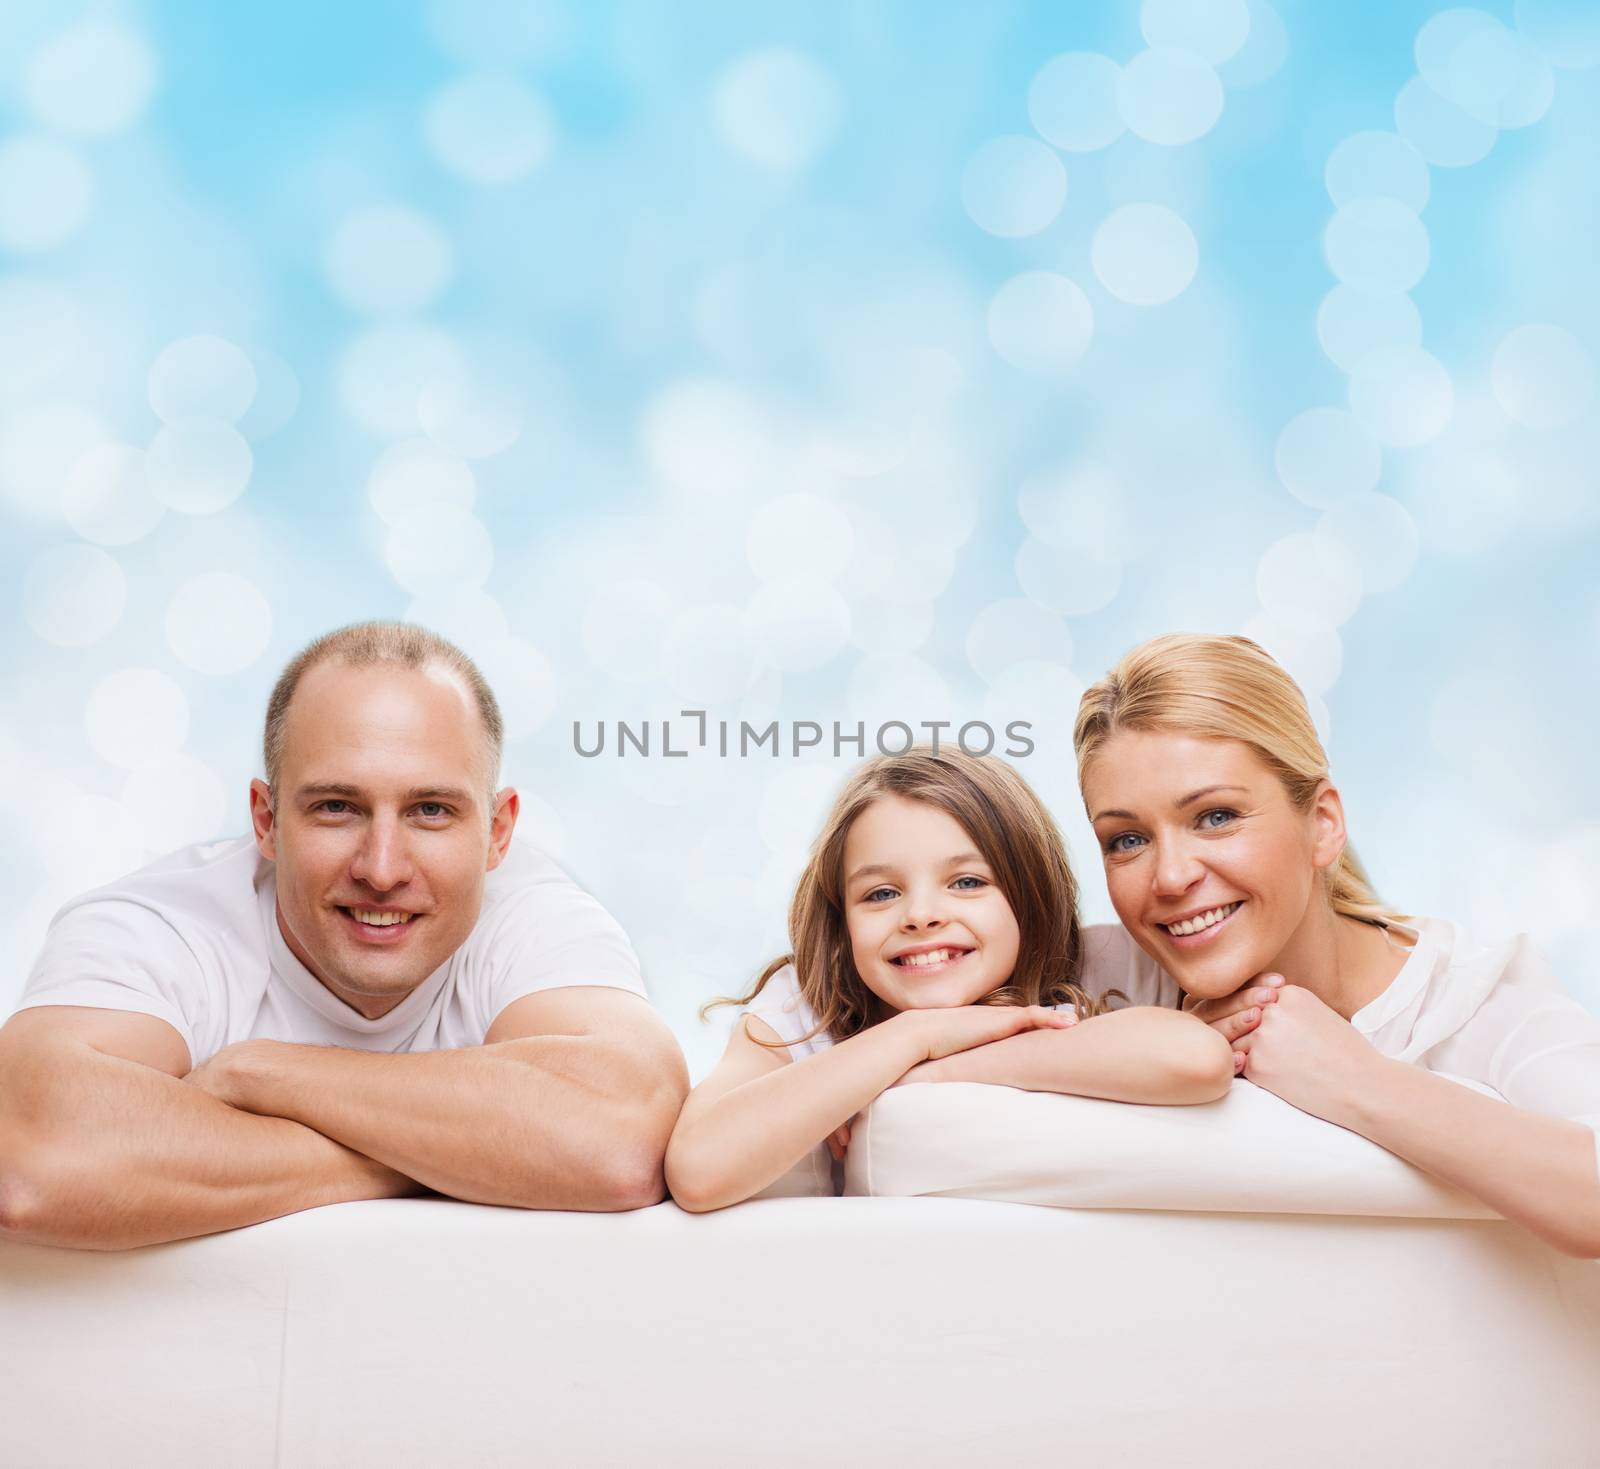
[{"xmin": 0, "ymin": 622, "xmax": 687, "ymax": 1249}]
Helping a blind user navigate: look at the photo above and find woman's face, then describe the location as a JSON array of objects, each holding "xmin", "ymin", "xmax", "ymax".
[
  {"xmin": 840, "ymin": 795, "xmax": 1021, "ymax": 1015},
  {"xmin": 1081, "ymin": 731, "xmax": 1345, "ymax": 1000}
]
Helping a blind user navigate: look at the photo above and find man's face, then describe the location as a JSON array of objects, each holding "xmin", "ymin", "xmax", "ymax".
[{"xmin": 250, "ymin": 660, "xmax": 516, "ymax": 1018}]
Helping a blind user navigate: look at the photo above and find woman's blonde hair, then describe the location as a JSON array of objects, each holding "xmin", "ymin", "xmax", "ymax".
[
  {"xmin": 1073, "ymin": 632, "xmax": 1404, "ymax": 924},
  {"xmin": 707, "ymin": 747, "xmax": 1121, "ymax": 1047}
]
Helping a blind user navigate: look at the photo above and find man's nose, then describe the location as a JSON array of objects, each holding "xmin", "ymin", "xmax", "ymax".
[{"xmin": 349, "ymin": 814, "xmax": 414, "ymax": 893}]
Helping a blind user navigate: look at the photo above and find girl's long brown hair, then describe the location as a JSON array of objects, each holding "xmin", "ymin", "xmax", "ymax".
[{"xmin": 706, "ymin": 747, "xmax": 1122, "ymax": 1047}]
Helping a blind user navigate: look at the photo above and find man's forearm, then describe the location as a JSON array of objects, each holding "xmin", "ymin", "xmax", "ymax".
[
  {"xmin": 214, "ymin": 1035, "xmax": 676, "ymax": 1211},
  {"xmin": 1, "ymin": 1049, "xmax": 417, "ymax": 1250}
]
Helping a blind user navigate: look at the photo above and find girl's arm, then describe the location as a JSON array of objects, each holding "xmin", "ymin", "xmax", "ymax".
[
  {"xmin": 897, "ymin": 1006, "xmax": 1234, "ymax": 1104},
  {"xmin": 666, "ymin": 1004, "xmax": 1070, "ymax": 1213}
]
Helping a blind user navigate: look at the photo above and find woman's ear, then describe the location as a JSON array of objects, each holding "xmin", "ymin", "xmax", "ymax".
[{"xmin": 1309, "ymin": 779, "xmax": 1348, "ymax": 871}]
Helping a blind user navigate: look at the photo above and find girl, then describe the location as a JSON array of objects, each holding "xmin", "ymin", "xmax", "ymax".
[
  {"xmin": 666, "ymin": 748, "xmax": 1232, "ymax": 1213},
  {"xmin": 1075, "ymin": 632, "xmax": 1600, "ymax": 1257}
]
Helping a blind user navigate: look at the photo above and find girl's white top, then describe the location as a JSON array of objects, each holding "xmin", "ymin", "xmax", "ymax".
[{"xmin": 743, "ymin": 918, "xmax": 1600, "ymax": 1193}]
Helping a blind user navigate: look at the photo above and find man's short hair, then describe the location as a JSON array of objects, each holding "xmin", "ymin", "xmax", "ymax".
[{"xmin": 263, "ymin": 621, "xmax": 505, "ymax": 799}]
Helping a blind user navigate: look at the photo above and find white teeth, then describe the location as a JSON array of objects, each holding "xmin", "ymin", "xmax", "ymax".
[
  {"xmin": 1165, "ymin": 902, "xmax": 1240, "ymax": 937},
  {"xmin": 896, "ymin": 947, "xmax": 966, "ymax": 968},
  {"xmin": 351, "ymin": 909, "xmax": 412, "ymax": 927}
]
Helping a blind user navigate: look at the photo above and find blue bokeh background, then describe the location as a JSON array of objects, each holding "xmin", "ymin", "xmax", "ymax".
[{"xmin": 3, "ymin": 0, "xmax": 1596, "ymax": 1077}]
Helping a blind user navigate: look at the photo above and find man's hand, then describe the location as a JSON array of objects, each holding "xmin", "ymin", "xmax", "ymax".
[
  {"xmin": 1184, "ymin": 973, "xmax": 1285, "ymax": 1073},
  {"xmin": 183, "ymin": 1039, "xmax": 282, "ymax": 1111},
  {"xmin": 1235, "ymin": 984, "xmax": 1385, "ymax": 1124}
]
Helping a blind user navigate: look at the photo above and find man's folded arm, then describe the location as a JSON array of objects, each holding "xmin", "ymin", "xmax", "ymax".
[
  {"xmin": 0, "ymin": 1006, "xmax": 420, "ymax": 1252},
  {"xmin": 192, "ymin": 986, "xmax": 689, "ymax": 1212}
]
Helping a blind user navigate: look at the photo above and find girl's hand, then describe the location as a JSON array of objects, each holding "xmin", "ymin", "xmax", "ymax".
[
  {"xmin": 826, "ymin": 1122, "xmax": 851, "ymax": 1161},
  {"xmin": 1183, "ymin": 973, "xmax": 1285, "ymax": 1073},
  {"xmin": 896, "ymin": 1003, "xmax": 1075, "ymax": 1063},
  {"xmin": 1234, "ymin": 984, "xmax": 1384, "ymax": 1123}
]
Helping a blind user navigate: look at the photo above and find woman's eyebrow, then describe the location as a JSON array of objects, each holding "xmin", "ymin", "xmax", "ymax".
[{"xmin": 1091, "ymin": 785, "xmax": 1250, "ymax": 823}]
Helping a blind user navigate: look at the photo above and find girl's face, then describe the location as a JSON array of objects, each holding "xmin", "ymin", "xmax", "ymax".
[
  {"xmin": 1081, "ymin": 730, "xmax": 1345, "ymax": 1001},
  {"xmin": 840, "ymin": 794, "xmax": 1021, "ymax": 1015}
]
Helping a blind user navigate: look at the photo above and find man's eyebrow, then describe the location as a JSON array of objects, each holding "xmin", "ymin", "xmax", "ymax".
[
  {"xmin": 1091, "ymin": 786, "xmax": 1249, "ymax": 823},
  {"xmin": 295, "ymin": 782, "xmax": 477, "ymax": 805}
]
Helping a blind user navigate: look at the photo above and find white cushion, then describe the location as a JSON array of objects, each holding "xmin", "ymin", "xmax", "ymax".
[{"xmin": 844, "ymin": 1078, "xmax": 1501, "ymax": 1218}]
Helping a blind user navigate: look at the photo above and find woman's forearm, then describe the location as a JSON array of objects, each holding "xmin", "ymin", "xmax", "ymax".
[
  {"xmin": 920, "ymin": 1008, "xmax": 1233, "ymax": 1103},
  {"xmin": 1333, "ymin": 1057, "xmax": 1600, "ymax": 1258}
]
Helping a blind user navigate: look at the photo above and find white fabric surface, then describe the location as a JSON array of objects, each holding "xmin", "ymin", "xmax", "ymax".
[
  {"xmin": 844, "ymin": 1079, "xmax": 1501, "ymax": 1217},
  {"xmin": 1, "ymin": 1196, "xmax": 1596, "ymax": 1467},
  {"xmin": 14, "ymin": 834, "xmax": 645, "ymax": 1067}
]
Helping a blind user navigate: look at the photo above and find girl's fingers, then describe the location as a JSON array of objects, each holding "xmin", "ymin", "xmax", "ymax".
[{"xmin": 1224, "ymin": 1007, "xmax": 1261, "ymax": 1040}]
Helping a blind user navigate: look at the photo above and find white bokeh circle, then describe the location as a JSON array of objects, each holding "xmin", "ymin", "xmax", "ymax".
[
  {"xmin": 338, "ymin": 326, "xmax": 469, "ymax": 438},
  {"xmin": 85, "ymin": 667, "xmax": 191, "ymax": 770},
  {"xmin": 1219, "ymin": 0, "xmax": 1289, "ymax": 87},
  {"xmin": 1348, "ymin": 345, "xmax": 1454, "ymax": 447},
  {"xmin": 63, "ymin": 443, "xmax": 165, "ymax": 545},
  {"xmin": 0, "ymin": 399, "xmax": 108, "ymax": 518},
  {"xmin": 986, "ymin": 272, "xmax": 1094, "ymax": 373},
  {"xmin": 417, "ymin": 369, "xmax": 524, "ymax": 459},
  {"xmin": 1117, "ymin": 48, "xmax": 1225, "ymax": 146},
  {"xmin": 401, "ymin": 588, "xmax": 508, "ymax": 656},
  {"xmin": 0, "ymin": 135, "xmax": 94, "ymax": 253},
  {"xmin": 145, "ymin": 418, "xmax": 254, "ymax": 514},
  {"xmin": 641, "ymin": 378, "xmax": 775, "ymax": 497},
  {"xmin": 1274, "ymin": 408, "xmax": 1382, "ymax": 509},
  {"xmin": 581, "ymin": 579, "xmax": 676, "ymax": 683},
  {"xmin": 368, "ymin": 438, "xmax": 477, "ymax": 525},
  {"xmin": 961, "ymin": 135, "xmax": 1068, "ymax": 238},
  {"xmin": 23, "ymin": 544, "xmax": 126, "ymax": 647},
  {"xmin": 661, "ymin": 605, "xmax": 763, "ymax": 704},
  {"xmin": 1417, "ymin": 9, "xmax": 1554, "ymax": 128},
  {"xmin": 1091, "ymin": 204, "xmax": 1199, "ymax": 305},
  {"xmin": 23, "ymin": 20, "xmax": 157, "ymax": 137},
  {"xmin": 746, "ymin": 494, "xmax": 855, "ymax": 582},
  {"xmin": 1394, "ymin": 76, "xmax": 1497, "ymax": 167},
  {"xmin": 1255, "ymin": 533, "xmax": 1364, "ymax": 627},
  {"xmin": 1514, "ymin": 0, "xmax": 1600, "ymax": 69},
  {"xmin": 1017, "ymin": 463, "xmax": 1134, "ymax": 559},
  {"xmin": 424, "ymin": 73, "xmax": 554, "ymax": 185},
  {"xmin": 1490, "ymin": 324, "xmax": 1595, "ymax": 429},
  {"xmin": 1014, "ymin": 536, "xmax": 1123, "ymax": 616},
  {"xmin": 712, "ymin": 49, "xmax": 842, "ymax": 169},
  {"xmin": 966, "ymin": 599, "xmax": 1073, "ymax": 683},
  {"xmin": 747, "ymin": 577, "xmax": 851, "ymax": 673},
  {"xmin": 1324, "ymin": 131, "xmax": 1430, "ymax": 211},
  {"xmin": 325, "ymin": 205, "xmax": 454, "ymax": 317},
  {"xmin": 1405, "ymin": 445, "xmax": 1523, "ymax": 557},
  {"xmin": 1140, "ymin": 0, "xmax": 1251, "ymax": 64},
  {"xmin": 236, "ymin": 348, "xmax": 301, "ymax": 441},
  {"xmin": 475, "ymin": 635, "xmax": 558, "ymax": 740},
  {"xmin": 165, "ymin": 572, "xmax": 273, "ymax": 676},
  {"xmin": 1027, "ymin": 53, "xmax": 1125, "ymax": 152},
  {"xmin": 1315, "ymin": 492, "xmax": 1420, "ymax": 595},
  {"xmin": 1324, "ymin": 198, "xmax": 1430, "ymax": 294},
  {"xmin": 1316, "ymin": 286, "xmax": 1423, "ymax": 372},
  {"xmin": 148, "ymin": 336, "xmax": 258, "ymax": 424},
  {"xmin": 384, "ymin": 504, "xmax": 494, "ymax": 597}
]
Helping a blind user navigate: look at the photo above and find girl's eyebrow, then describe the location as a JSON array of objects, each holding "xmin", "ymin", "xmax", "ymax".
[{"xmin": 845, "ymin": 851, "xmax": 987, "ymax": 885}]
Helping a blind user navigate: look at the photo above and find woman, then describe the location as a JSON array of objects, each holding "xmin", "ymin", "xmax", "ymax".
[{"xmin": 1074, "ymin": 632, "xmax": 1600, "ymax": 1257}]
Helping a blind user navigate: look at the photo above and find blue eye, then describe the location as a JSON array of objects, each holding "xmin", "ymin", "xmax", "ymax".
[
  {"xmin": 1199, "ymin": 808, "xmax": 1238, "ymax": 830},
  {"xmin": 1104, "ymin": 832, "xmax": 1144, "ymax": 855},
  {"xmin": 864, "ymin": 886, "xmax": 898, "ymax": 903},
  {"xmin": 416, "ymin": 803, "xmax": 449, "ymax": 819},
  {"xmin": 318, "ymin": 800, "xmax": 351, "ymax": 815},
  {"xmin": 951, "ymin": 875, "xmax": 985, "ymax": 891}
]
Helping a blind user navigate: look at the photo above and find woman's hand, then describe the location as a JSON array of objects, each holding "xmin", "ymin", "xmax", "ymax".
[
  {"xmin": 1184, "ymin": 973, "xmax": 1285, "ymax": 1073},
  {"xmin": 895, "ymin": 1003, "xmax": 1076, "ymax": 1064},
  {"xmin": 1234, "ymin": 984, "xmax": 1385, "ymax": 1124},
  {"xmin": 826, "ymin": 1122, "xmax": 851, "ymax": 1161}
]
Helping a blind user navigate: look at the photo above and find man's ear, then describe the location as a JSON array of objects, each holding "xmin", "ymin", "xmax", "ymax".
[
  {"xmin": 249, "ymin": 778, "xmax": 278, "ymax": 861},
  {"xmin": 485, "ymin": 786, "xmax": 520, "ymax": 870},
  {"xmin": 1309, "ymin": 779, "xmax": 1348, "ymax": 871}
]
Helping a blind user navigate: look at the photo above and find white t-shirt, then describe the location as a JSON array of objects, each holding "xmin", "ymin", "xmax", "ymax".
[
  {"xmin": 15, "ymin": 834, "xmax": 647, "ymax": 1069},
  {"xmin": 741, "ymin": 918, "xmax": 1600, "ymax": 1191}
]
